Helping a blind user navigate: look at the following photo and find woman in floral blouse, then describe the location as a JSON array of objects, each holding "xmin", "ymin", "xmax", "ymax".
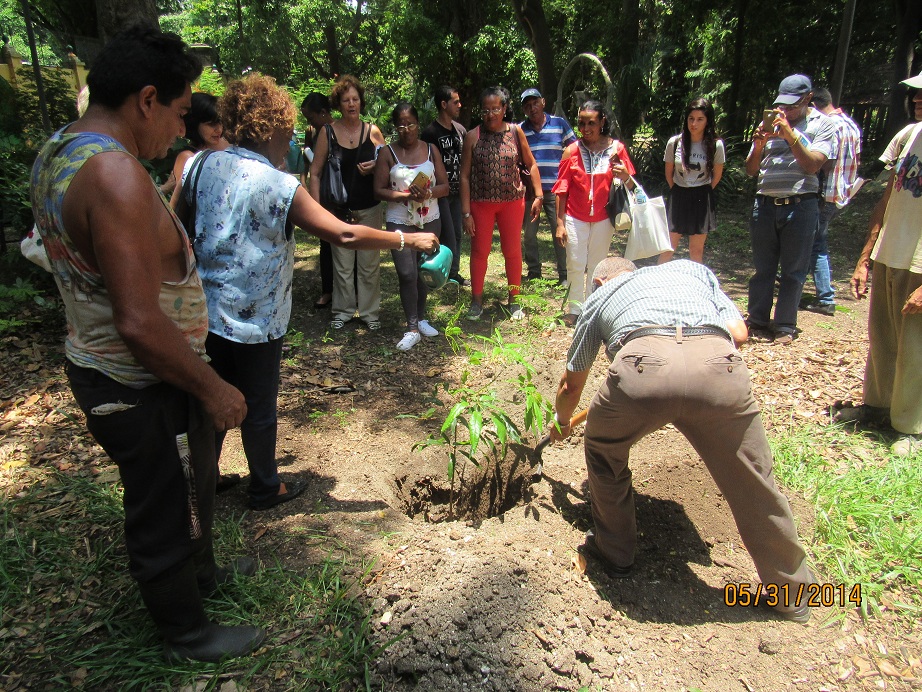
[{"xmin": 173, "ymin": 74, "xmax": 438, "ymax": 511}]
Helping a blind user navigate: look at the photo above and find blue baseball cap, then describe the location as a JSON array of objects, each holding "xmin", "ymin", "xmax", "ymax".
[
  {"xmin": 520, "ymin": 88, "xmax": 542, "ymax": 103},
  {"xmin": 774, "ymin": 74, "xmax": 812, "ymax": 105}
]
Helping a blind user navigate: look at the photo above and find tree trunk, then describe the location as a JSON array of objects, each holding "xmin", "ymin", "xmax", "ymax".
[
  {"xmin": 726, "ymin": 0, "xmax": 750, "ymax": 137},
  {"xmin": 886, "ymin": 0, "xmax": 921, "ymax": 138},
  {"xmin": 509, "ymin": 0, "xmax": 558, "ymax": 110},
  {"xmin": 617, "ymin": 0, "xmax": 640, "ymax": 72},
  {"xmin": 830, "ymin": 0, "xmax": 856, "ymax": 105},
  {"xmin": 96, "ymin": 0, "xmax": 159, "ymax": 43}
]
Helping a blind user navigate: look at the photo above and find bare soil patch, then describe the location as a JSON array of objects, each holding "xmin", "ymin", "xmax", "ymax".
[{"xmin": 2, "ymin": 184, "xmax": 920, "ymax": 689}]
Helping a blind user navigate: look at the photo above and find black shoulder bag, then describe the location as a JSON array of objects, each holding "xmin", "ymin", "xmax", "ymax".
[
  {"xmin": 319, "ymin": 125, "xmax": 350, "ymax": 216},
  {"xmin": 176, "ymin": 149, "xmax": 215, "ymax": 244}
]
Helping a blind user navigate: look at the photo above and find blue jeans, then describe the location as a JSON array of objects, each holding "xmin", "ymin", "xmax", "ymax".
[
  {"xmin": 810, "ymin": 202, "xmax": 840, "ymax": 306},
  {"xmin": 748, "ymin": 196, "xmax": 818, "ymax": 334},
  {"xmin": 522, "ymin": 193, "xmax": 566, "ymax": 279}
]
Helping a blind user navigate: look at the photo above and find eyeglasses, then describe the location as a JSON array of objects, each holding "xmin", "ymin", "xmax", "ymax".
[
  {"xmin": 776, "ymin": 97, "xmax": 809, "ymax": 111},
  {"xmin": 480, "ymin": 108, "xmax": 504, "ymax": 116},
  {"xmin": 395, "ymin": 123, "xmax": 418, "ymax": 132}
]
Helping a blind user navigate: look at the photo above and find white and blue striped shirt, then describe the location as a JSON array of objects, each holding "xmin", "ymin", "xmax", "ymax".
[{"xmin": 520, "ymin": 114, "xmax": 577, "ymax": 192}]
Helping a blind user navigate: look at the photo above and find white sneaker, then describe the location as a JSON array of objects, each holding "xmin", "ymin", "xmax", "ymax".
[
  {"xmin": 396, "ymin": 331, "xmax": 421, "ymax": 351},
  {"xmin": 507, "ymin": 303, "xmax": 525, "ymax": 320},
  {"xmin": 418, "ymin": 320, "xmax": 439, "ymax": 337}
]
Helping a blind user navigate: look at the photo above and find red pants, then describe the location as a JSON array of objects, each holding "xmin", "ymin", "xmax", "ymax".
[{"xmin": 470, "ymin": 198, "xmax": 525, "ymax": 298}]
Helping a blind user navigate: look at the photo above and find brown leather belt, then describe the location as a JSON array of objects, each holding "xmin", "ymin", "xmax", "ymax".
[{"xmin": 620, "ymin": 325, "xmax": 730, "ymax": 346}]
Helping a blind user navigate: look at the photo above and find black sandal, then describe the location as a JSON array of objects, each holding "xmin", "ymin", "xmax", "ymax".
[{"xmin": 216, "ymin": 473, "xmax": 241, "ymax": 493}]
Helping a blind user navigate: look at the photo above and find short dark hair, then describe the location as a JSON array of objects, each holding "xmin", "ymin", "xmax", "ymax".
[
  {"xmin": 87, "ymin": 25, "xmax": 202, "ymax": 109},
  {"xmin": 183, "ymin": 92, "xmax": 219, "ymax": 149},
  {"xmin": 812, "ymin": 87, "xmax": 833, "ymax": 109},
  {"xmin": 433, "ymin": 85, "xmax": 456, "ymax": 112},
  {"xmin": 301, "ymin": 92, "xmax": 330, "ymax": 115},
  {"xmin": 391, "ymin": 102, "xmax": 419, "ymax": 126}
]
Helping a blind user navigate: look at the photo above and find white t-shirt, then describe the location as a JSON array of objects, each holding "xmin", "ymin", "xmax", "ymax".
[
  {"xmin": 872, "ymin": 123, "xmax": 922, "ymax": 273},
  {"xmin": 664, "ymin": 135, "xmax": 726, "ymax": 187},
  {"xmin": 880, "ymin": 122, "xmax": 921, "ymax": 169}
]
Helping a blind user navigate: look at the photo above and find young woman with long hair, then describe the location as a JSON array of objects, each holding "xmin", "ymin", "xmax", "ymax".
[{"xmin": 659, "ymin": 98, "xmax": 724, "ymax": 264}]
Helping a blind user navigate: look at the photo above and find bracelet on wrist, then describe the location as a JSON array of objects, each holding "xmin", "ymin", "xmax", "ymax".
[
  {"xmin": 396, "ymin": 229, "xmax": 405, "ymax": 251},
  {"xmin": 554, "ymin": 412, "xmax": 571, "ymax": 427}
]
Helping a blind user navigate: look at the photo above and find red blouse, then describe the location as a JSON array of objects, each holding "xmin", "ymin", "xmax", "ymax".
[{"xmin": 552, "ymin": 140, "xmax": 635, "ymax": 223}]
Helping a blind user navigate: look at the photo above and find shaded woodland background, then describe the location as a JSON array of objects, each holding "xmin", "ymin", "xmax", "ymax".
[{"xmin": 2, "ymin": 0, "xmax": 919, "ymax": 149}]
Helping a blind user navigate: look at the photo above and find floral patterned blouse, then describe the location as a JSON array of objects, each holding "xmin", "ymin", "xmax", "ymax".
[
  {"xmin": 470, "ymin": 125, "xmax": 526, "ymax": 203},
  {"xmin": 181, "ymin": 146, "xmax": 300, "ymax": 343}
]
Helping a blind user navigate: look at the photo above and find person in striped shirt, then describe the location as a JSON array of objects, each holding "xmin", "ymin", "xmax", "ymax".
[
  {"xmin": 805, "ymin": 87, "xmax": 862, "ymax": 316},
  {"xmin": 519, "ymin": 88, "xmax": 577, "ymax": 283},
  {"xmin": 745, "ymin": 74, "xmax": 837, "ymax": 344}
]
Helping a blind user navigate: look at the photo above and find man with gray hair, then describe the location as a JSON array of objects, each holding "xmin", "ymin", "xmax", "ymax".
[{"xmin": 551, "ymin": 258, "xmax": 814, "ymax": 621}]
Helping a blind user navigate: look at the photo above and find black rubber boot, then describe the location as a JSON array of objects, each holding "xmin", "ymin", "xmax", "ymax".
[
  {"xmin": 193, "ymin": 542, "xmax": 258, "ymax": 596},
  {"xmin": 138, "ymin": 561, "xmax": 266, "ymax": 663},
  {"xmin": 200, "ymin": 556, "xmax": 258, "ymax": 596}
]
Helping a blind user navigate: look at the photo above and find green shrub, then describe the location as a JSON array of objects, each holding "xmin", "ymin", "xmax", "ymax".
[
  {"xmin": 0, "ymin": 133, "xmax": 34, "ymax": 235},
  {"xmin": 13, "ymin": 66, "xmax": 78, "ymax": 146}
]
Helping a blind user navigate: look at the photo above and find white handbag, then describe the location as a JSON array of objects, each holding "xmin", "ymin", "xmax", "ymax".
[
  {"xmin": 20, "ymin": 225, "xmax": 53, "ymax": 272},
  {"xmin": 624, "ymin": 180, "xmax": 672, "ymax": 261}
]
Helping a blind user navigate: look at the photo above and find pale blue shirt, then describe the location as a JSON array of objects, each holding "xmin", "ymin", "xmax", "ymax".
[
  {"xmin": 567, "ymin": 261, "xmax": 742, "ymax": 372},
  {"xmin": 182, "ymin": 146, "xmax": 300, "ymax": 343}
]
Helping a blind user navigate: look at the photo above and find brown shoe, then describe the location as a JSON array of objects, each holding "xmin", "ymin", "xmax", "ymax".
[{"xmin": 578, "ymin": 531, "xmax": 633, "ymax": 579}]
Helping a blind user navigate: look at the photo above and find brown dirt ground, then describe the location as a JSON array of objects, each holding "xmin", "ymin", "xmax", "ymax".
[{"xmin": 2, "ymin": 182, "xmax": 920, "ymax": 690}]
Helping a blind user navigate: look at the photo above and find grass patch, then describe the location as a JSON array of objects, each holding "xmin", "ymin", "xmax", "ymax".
[
  {"xmin": 769, "ymin": 424, "xmax": 922, "ymax": 620},
  {"xmin": 1, "ymin": 470, "xmax": 386, "ymax": 689}
]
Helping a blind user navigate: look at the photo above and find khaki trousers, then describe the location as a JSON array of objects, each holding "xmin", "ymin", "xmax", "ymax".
[
  {"xmin": 331, "ymin": 204, "xmax": 383, "ymax": 323},
  {"xmin": 864, "ymin": 263, "xmax": 922, "ymax": 434},
  {"xmin": 584, "ymin": 334, "xmax": 812, "ymax": 592}
]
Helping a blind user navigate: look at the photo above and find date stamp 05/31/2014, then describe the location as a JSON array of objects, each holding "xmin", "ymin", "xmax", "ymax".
[{"xmin": 723, "ymin": 583, "xmax": 862, "ymax": 608}]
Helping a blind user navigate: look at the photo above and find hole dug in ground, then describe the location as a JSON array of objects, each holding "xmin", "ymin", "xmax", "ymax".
[{"xmin": 392, "ymin": 444, "xmax": 535, "ymax": 522}]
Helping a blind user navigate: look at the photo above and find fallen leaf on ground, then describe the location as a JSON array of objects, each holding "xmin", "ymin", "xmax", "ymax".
[{"xmin": 878, "ymin": 660, "xmax": 903, "ymax": 678}]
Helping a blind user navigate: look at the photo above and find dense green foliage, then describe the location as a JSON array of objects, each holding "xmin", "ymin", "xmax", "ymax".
[{"xmin": 3, "ymin": 0, "xmax": 916, "ymax": 152}]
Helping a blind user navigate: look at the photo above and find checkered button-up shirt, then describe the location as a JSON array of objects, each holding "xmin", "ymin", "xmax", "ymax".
[
  {"xmin": 822, "ymin": 110, "xmax": 862, "ymax": 208},
  {"xmin": 566, "ymin": 261, "xmax": 742, "ymax": 372}
]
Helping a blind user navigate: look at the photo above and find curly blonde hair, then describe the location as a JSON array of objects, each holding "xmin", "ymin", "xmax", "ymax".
[{"xmin": 219, "ymin": 73, "xmax": 296, "ymax": 146}]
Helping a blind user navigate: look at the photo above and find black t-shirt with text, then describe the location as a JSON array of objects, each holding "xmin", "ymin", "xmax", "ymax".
[{"xmin": 422, "ymin": 120, "xmax": 466, "ymax": 196}]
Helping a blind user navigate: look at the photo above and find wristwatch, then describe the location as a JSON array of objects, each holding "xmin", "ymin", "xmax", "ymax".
[{"xmin": 463, "ymin": 212, "xmax": 472, "ymax": 218}]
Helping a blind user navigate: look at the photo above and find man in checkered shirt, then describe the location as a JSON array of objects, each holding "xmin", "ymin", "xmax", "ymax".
[{"xmin": 550, "ymin": 257, "xmax": 814, "ymax": 621}]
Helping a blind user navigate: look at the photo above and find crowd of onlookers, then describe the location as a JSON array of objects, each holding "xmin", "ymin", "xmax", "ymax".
[{"xmin": 28, "ymin": 24, "xmax": 922, "ymax": 663}]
